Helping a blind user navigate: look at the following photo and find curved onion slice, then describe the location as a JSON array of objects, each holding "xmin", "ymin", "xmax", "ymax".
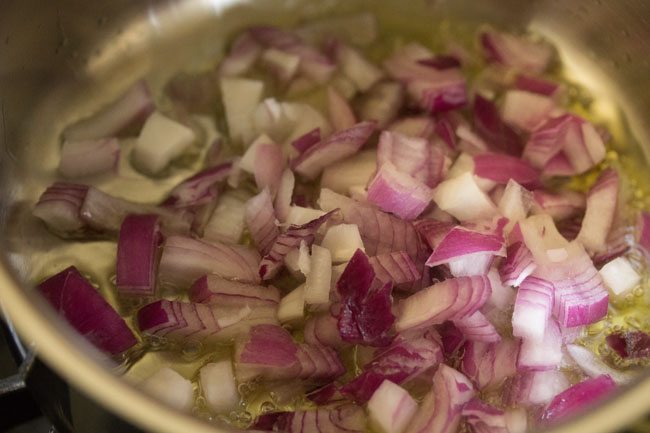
[
  {"xmin": 396, "ymin": 276, "xmax": 491, "ymax": 332},
  {"xmin": 38, "ymin": 266, "xmax": 137, "ymax": 356},
  {"xmin": 541, "ymin": 375, "xmax": 617, "ymax": 424},
  {"xmin": 576, "ymin": 168, "xmax": 619, "ymax": 253},
  {"xmin": 367, "ymin": 162, "xmax": 433, "ymax": 220},
  {"xmin": 369, "ymin": 251, "xmax": 422, "ymax": 292},
  {"xmin": 511, "ymin": 277, "xmax": 554, "ymax": 340},
  {"xmin": 159, "ymin": 235, "xmax": 261, "ymax": 288},
  {"xmin": 499, "ymin": 242, "xmax": 537, "ymax": 287},
  {"xmin": 404, "ymin": 365, "xmax": 475, "ymax": 433},
  {"xmin": 454, "ymin": 311, "xmax": 500, "ymax": 343},
  {"xmin": 473, "ymin": 154, "xmax": 539, "ymax": 186},
  {"xmin": 461, "ymin": 339, "xmax": 519, "ymax": 390},
  {"xmin": 161, "ymin": 162, "xmax": 232, "ymax": 208},
  {"xmin": 189, "ymin": 275, "xmax": 279, "ymax": 309},
  {"xmin": 304, "ymin": 313, "xmax": 344, "ymax": 348},
  {"xmin": 245, "ymin": 188, "xmax": 280, "ymax": 255}
]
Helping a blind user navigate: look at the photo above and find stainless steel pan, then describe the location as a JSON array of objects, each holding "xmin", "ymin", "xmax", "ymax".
[{"xmin": 0, "ymin": 0, "xmax": 649, "ymax": 432}]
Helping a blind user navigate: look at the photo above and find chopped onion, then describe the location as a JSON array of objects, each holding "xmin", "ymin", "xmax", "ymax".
[
  {"xmin": 321, "ymin": 224, "xmax": 366, "ymax": 262},
  {"xmin": 59, "ymin": 138, "xmax": 120, "ymax": 178},
  {"xmin": 501, "ymin": 90, "xmax": 556, "ymax": 132},
  {"xmin": 158, "ymin": 235, "xmax": 261, "ymax": 288},
  {"xmin": 246, "ymin": 188, "xmax": 280, "ymax": 255},
  {"xmin": 358, "ymin": 81, "xmax": 405, "ymax": 128},
  {"xmin": 454, "ymin": 311, "xmax": 500, "ymax": 343},
  {"xmin": 403, "ymin": 365, "xmax": 475, "ymax": 433},
  {"xmin": 276, "ymin": 404, "xmax": 366, "ymax": 433},
  {"xmin": 291, "ymin": 128, "xmax": 321, "ymax": 154},
  {"xmin": 378, "ymin": 131, "xmax": 447, "ymax": 189},
  {"xmin": 63, "ymin": 80, "xmax": 154, "ymax": 141},
  {"xmin": 396, "ymin": 276, "xmax": 492, "ymax": 332},
  {"xmin": 367, "ymin": 380, "xmax": 418, "ymax": 433},
  {"xmin": 636, "ymin": 211, "xmax": 650, "ymax": 257},
  {"xmin": 498, "ymin": 180, "xmax": 532, "ymax": 232},
  {"xmin": 541, "ymin": 375, "xmax": 617, "ymax": 424},
  {"xmin": 203, "ymin": 189, "xmax": 251, "ymax": 244},
  {"xmin": 504, "ymin": 369, "xmax": 569, "ymax": 407},
  {"xmin": 274, "ymin": 169, "xmax": 295, "ymax": 222},
  {"xmin": 511, "ymin": 276, "xmax": 553, "ymax": 340},
  {"xmin": 473, "ymin": 95, "xmax": 523, "ymax": 156},
  {"xmin": 304, "ymin": 313, "xmax": 344, "ymax": 348},
  {"xmin": 517, "ymin": 318, "xmax": 562, "ymax": 370},
  {"xmin": 480, "ymin": 29, "xmax": 553, "ymax": 73},
  {"xmin": 116, "ymin": 214, "xmax": 161, "ymax": 297},
  {"xmin": 278, "ymin": 284, "xmax": 306, "ymax": 324},
  {"xmin": 606, "ymin": 331, "xmax": 650, "ymax": 360},
  {"xmin": 473, "ymin": 153, "xmax": 540, "ymax": 187},
  {"xmin": 321, "ymin": 150, "xmax": 377, "ymax": 194},
  {"xmin": 261, "ymin": 48, "xmax": 301, "ymax": 83},
  {"xmin": 576, "ymin": 168, "xmax": 619, "ymax": 253},
  {"xmin": 515, "ymin": 74, "xmax": 562, "ymax": 97},
  {"xmin": 200, "ymin": 360, "xmax": 240, "ymax": 413},
  {"xmin": 189, "ymin": 275, "xmax": 279, "ymax": 310},
  {"xmin": 461, "ymin": 339, "xmax": 519, "ymax": 390},
  {"xmin": 220, "ymin": 77, "xmax": 264, "ymax": 144},
  {"xmin": 388, "ymin": 116, "xmax": 437, "ymax": 140},
  {"xmin": 369, "ymin": 251, "xmax": 422, "ymax": 292},
  {"xmin": 432, "ymin": 172, "xmax": 498, "ymax": 222},
  {"xmin": 219, "ymin": 32, "xmax": 262, "ymax": 77},
  {"xmin": 463, "ymin": 400, "xmax": 526, "ymax": 433},
  {"xmin": 38, "ymin": 266, "xmax": 137, "ymax": 356},
  {"xmin": 531, "ymin": 189, "xmax": 586, "ymax": 221},
  {"xmin": 336, "ymin": 43, "xmax": 385, "ymax": 92},
  {"xmin": 566, "ymin": 344, "xmax": 631, "ymax": 385},
  {"xmin": 425, "ymin": 223, "xmax": 506, "ymax": 271},
  {"xmin": 599, "ymin": 256, "xmax": 640, "ymax": 296},
  {"xmin": 132, "ymin": 111, "xmax": 196, "ymax": 175},
  {"xmin": 327, "ymin": 86, "xmax": 357, "ymax": 131},
  {"xmin": 367, "ymin": 162, "xmax": 433, "ymax": 220},
  {"xmin": 304, "ymin": 245, "xmax": 333, "ymax": 305},
  {"xmin": 141, "ymin": 367, "xmax": 193, "ymax": 412},
  {"xmin": 33, "ymin": 182, "xmax": 90, "ymax": 236},
  {"xmin": 291, "ymin": 121, "xmax": 376, "ymax": 180},
  {"xmin": 161, "ymin": 162, "xmax": 232, "ymax": 209}
]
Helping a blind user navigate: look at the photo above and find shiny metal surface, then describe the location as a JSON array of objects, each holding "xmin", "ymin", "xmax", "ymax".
[{"xmin": 0, "ymin": 0, "xmax": 649, "ymax": 432}]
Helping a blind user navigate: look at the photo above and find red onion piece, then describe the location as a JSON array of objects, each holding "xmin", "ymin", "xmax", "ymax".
[
  {"xmin": 259, "ymin": 210, "xmax": 335, "ymax": 280},
  {"xmin": 304, "ymin": 313, "xmax": 344, "ymax": 348},
  {"xmin": 367, "ymin": 162, "xmax": 433, "ymax": 221},
  {"xmin": 291, "ymin": 128, "xmax": 321, "ymax": 154},
  {"xmin": 501, "ymin": 90, "xmax": 556, "ymax": 132},
  {"xmin": 461, "ymin": 338, "xmax": 519, "ymax": 390},
  {"xmin": 426, "ymin": 224, "xmax": 506, "ymax": 269},
  {"xmin": 414, "ymin": 219, "xmax": 455, "ymax": 251},
  {"xmin": 38, "ymin": 266, "xmax": 137, "ymax": 356},
  {"xmin": 532, "ymin": 190, "xmax": 586, "ymax": 221},
  {"xmin": 377, "ymin": 131, "xmax": 447, "ymax": 189},
  {"xmin": 369, "ymin": 251, "xmax": 422, "ymax": 292},
  {"xmin": 439, "ymin": 321, "xmax": 466, "ymax": 357},
  {"xmin": 161, "ymin": 162, "xmax": 232, "ymax": 208},
  {"xmin": 63, "ymin": 80, "xmax": 154, "ymax": 141},
  {"xmin": 277, "ymin": 404, "xmax": 366, "ymax": 433},
  {"xmin": 434, "ymin": 117, "xmax": 457, "ymax": 151},
  {"xmin": 327, "ymin": 86, "xmax": 357, "ymax": 132},
  {"xmin": 606, "ymin": 331, "xmax": 650, "ymax": 360},
  {"xmin": 116, "ymin": 214, "xmax": 161, "ymax": 297},
  {"xmin": 291, "ymin": 121, "xmax": 376, "ymax": 180},
  {"xmin": 80, "ymin": 186, "xmax": 192, "ymax": 237},
  {"xmin": 576, "ymin": 168, "xmax": 619, "ymax": 253},
  {"xmin": 480, "ymin": 29, "xmax": 553, "ymax": 74},
  {"xmin": 473, "ymin": 95, "xmax": 523, "ymax": 156},
  {"xmin": 541, "ymin": 375, "xmax": 617, "ymax": 424},
  {"xmin": 504, "ymin": 369, "xmax": 569, "ymax": 407},
  {"xmin": 566, "ymin": 344, "xmax": 632, "ymax": 384},
  {"xmin": 342, "ymin": 328, "xmax": 443, "ymax": 403},
  {"xmin": 58, "ymin": 138, "xmax": 120, "ymax": 179},
  {"xmin": 396, "ymin": 276, "xmax": 492, "ymax": 332},
  {"xmin": 337, "ymin": 249, "xmax": 396, "ymax": 347},
  {"xmin": 245, "ymin": 188, "xmax": 280, "ymax": 255},
  {"xmin": 463, "ymin": 400, "xmax": 525, "ymax": 433},
  {"xmin": 368, "ymin": 380, "xmax": 418, "ymax": 433},
  {"xmin": 219, "ymin": 32, "xmax": 262, "ymax": 77},
  {"xmin": 473, "ymin": 154, "xmax": 540, "ymax": 187},
  {"xmin": 454, "ymin": 311, "xmax": 500, "ymax": 343},
  {"xmin": 358, "ymin": 81, "xmax": 405, "ymax": 128},
  {"xmin": 33, "ymin": 182, "xmax": 90, "ymax": 237},
  {"xmin": 235, "ymin": 324, "xmax": 344, "ymax": 383},
  {"xmin": 189, "ymin": 275, "xmax": 279, "ymax": 310},
  {"xmin": 254, "ymin": 141, "xmax": 285, "ymax": 195},
  {"xmin": 515, "ymin": 74, "xmax": 562, "ymax": 97},
  {"xmin": 512, "ymin": 276, "xmax": 554, "ymax": 340},
  {"xmin": 158, "ymin": 235, "xmax": 261, "ymax": 289},
  {"xmin": 499, "ymin": 242, "xmax": 537, "ymax": 287},
  {"xmin": 517, "ymin": 318, "xmax": 562, "ymax": 371},
  {"xmin": 636, "ymin": 211, "xmax": 650, "ymax": 257},
  {"xmin": 319, "ymin": 189, "xmax": 429, "ymax": 265},
  {"xmin": 404, "ymin": 365, "xmax": 475, "ymax": 433}
]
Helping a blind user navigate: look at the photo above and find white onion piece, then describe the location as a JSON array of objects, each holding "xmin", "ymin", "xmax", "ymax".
[
  {"xmin": 274, "ymin": 169, "xmax": 295, "ymax": 222},
  {"xmin": 285, "ymin": 206, "xmax": 326, "ymax": 227},
  {"xmin": 253, "ymin": 98, "xmax": 293, "ymax": 142},
  {"xmin": 577, "ymin": 168, "xmax": 619, "ymax": 253},
  {"xmin": 282, "ymin": 102, "xmax": 332, "ymax": 148},
  {"xmin": 454, "ymin": 310, "xmax": 501, "ymax": 342},
  {"xmin": 220, "ymin": 77, "xmax": 264, "ymax": 145},
  {"xmin": 304, "ymin": 244, "xmax": 332, "ymax": 305},
  {"xmin": 498, "ymin": 180, "xmax": 532, "ymax": 232},
  {"xmin": 388, "ymin": 116, "xmax": 436, "ymax": 139},
  {"xmin": 63, "ymin": 80, "xmax": 154, "ymax": 141},
  {"xmin": 219, "ymin": 32, "xmax": 262, "ymax": 77},
  {"xmin": 260, "ymin": 48, "xmax": 301, "ymax": 83},
  {"xmin": 141, "ymin": 368, "xmax": 194, "ymax": 412},
  {"xmin": 203, "ymin": 189, "xmax": 251, "ymax": 244},
  {"xmin": 321, "ymin": 150, "xmax": 377, "ymax": 194},
  {"xmin": 245, "ymin": 188, "xmax": 280, "ymax": 255},
  {"xmin": 336, "ymin": 43, "xmax": 384, "ymax": 92},
  {"xmin": 566, "ymin": 344, "xmax": 632, "ymax": 385},
  {"xmin": 368, "ymin": 380, "xmax": 418, "ymax": 433},
  {"xmin": 240, "ymin": 134, "xmax": 275, "ymax": 173},
  {"xmin": 517, "ymin": 319, "xmax": 562, "ymax": 370},
  {"xmin": 321, "ymin": 224, "xmax": 365, "ymax": 263},
  {"xmin": 278, "ymin": 284, "xmax": 305, "ymax": 324},
  {"xmin": 446, "ymin": 153, "xmax": 496, "ymax": 192},
  {"xmin": 200, "ymin": 361, "xmax": 240, "ymax": 413},
  {"xmin": 359, "ymin": 81, "xmax": 405, "ymax": 128},
  {"xmin": 599, "ymin": 256, "xmax": 640, "ymax": 296},
  {"xmin": 512, "ymin": 277, "xmax": 553, "ymax": 340},
  {"xmin": 501, "ymin": 90, "xmax": 555, "ymax": 132},
  {"xmin": 133, "ymin": 111, "xmax": 196, "ymax": 174},
  {"xmin": 432, "ymin": 172, "xmax": 498, "ymax": 222},
  {"xmin": 505, "ymin": 370, "xmax": 569, "ymax": 407},
  {"xmin": 327, "ymin": 86, "xmax": 357, "ymax": 131},
  {"xmin": 284, "ymin": 240, "xmax": 311, "ymax": 278},
  {"xmin": 59, "ymin": 138, "xmax": 120, "ymax": 178}
]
